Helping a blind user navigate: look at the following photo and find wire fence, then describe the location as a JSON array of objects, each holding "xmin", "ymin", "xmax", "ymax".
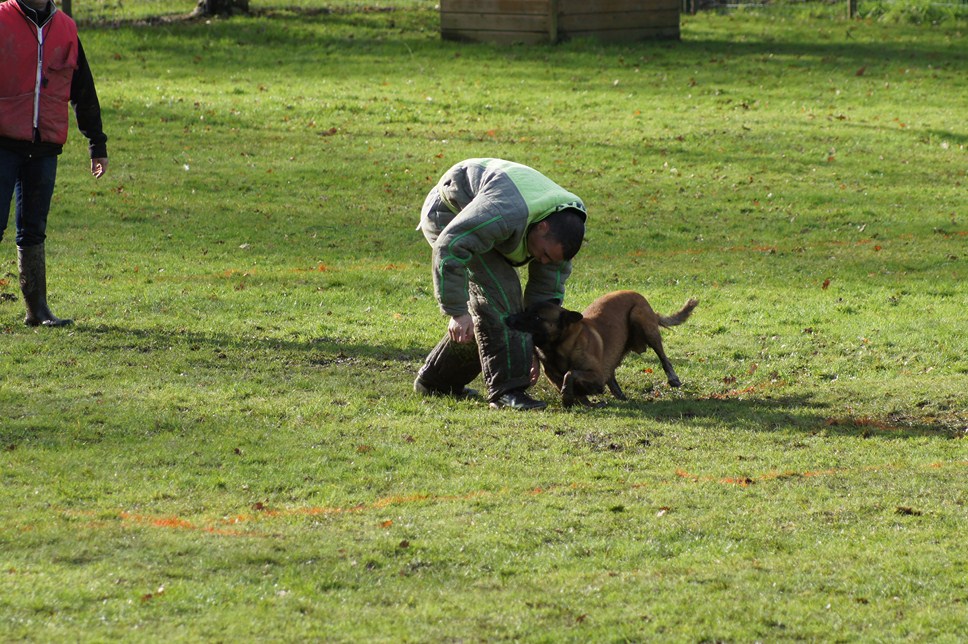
[{"xmin": 683, "ymin": 0, "xmax": 968, "ymax": 22}]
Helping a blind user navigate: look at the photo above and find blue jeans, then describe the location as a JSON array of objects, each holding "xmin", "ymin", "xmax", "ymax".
[{"xmin": 0, "ymin": 149, "xmax": 59, "ymax": 247}]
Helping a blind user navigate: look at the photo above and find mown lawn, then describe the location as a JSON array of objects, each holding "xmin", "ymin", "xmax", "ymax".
[{"xmin": 1, "ymin": 2, "xmax": 965, "ymax": 640}]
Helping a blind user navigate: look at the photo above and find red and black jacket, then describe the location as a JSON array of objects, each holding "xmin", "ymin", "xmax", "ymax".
[{"xmin": 0, "ymin": 0, "xmax": 107, "ymax": 158}]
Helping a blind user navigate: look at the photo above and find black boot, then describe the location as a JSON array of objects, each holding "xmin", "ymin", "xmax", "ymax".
[{"xmin": 18, "ymin": 244, "xmax": 73, "ymax": 327}]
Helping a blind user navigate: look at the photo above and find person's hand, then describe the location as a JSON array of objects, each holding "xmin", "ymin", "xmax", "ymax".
[
  {"xmin": 91, "ymin": 158, "xmax": 108, "ymax": 179},
  {"xmin": 448, "ymin": 314, "xmax": 474, "ymax": 344}
]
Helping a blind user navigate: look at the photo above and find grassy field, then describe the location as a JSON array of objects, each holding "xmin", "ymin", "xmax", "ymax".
[{"xmin": 1, "ymin": 1, "xmax": 966, "ymax": 640}]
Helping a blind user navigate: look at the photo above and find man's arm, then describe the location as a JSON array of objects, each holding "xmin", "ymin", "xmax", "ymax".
[
  {"xmin": 524, "ymin": 259, "xmax": 573, "ymax": 307},
  {"xmin": 431, "ymin": 209, "xmax": 510, "ymax": 316},
  {"xmin": 70, "ymin": 38, "xmax": 108, "ymax": 168}
]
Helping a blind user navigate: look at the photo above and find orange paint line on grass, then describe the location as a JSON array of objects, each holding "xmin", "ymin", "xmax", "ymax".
[
  {"xmin": 107, "ymin": 462, "xmax": 968, "ymax": 536},
  {"xmin": 117, "ymin": 490, "xmax": 502, "ymax": 536},
  {"xmin": 119, "ymin": 512, "xmax": 260, "ymax": 537}
]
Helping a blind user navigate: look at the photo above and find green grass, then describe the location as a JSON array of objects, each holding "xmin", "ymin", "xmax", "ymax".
[{"xmin": 1, "ymin": 2, "xmax": 966, "ymax": 641}]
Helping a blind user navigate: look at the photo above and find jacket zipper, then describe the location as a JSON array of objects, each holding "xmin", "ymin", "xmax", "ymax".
[{"xmin": 33, "ymin": 23, "xmax": 44, "ymax": 131}]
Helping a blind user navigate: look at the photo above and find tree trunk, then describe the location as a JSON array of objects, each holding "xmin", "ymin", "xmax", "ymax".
[
  {"xmin": 61, "ymin": 0, "xmax": 72, "ymax": 17},
  {"xmin": 193, "ymin": 0, "xmax": 250, "ymax": 17}
]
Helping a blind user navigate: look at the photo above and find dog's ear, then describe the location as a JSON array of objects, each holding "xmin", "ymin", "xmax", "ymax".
[{"xmin": 561, "ymin": 310, "xmax": 584, "ymax": 327}]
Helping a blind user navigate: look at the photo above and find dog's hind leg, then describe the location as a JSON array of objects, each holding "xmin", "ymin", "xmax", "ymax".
[
  {"xmin": 656, "ymin": 349, "xmax": 682, "ymax": 388},
  {"xmin": 630, "ymin": 305, "xmax": 687, "ymax": 388},
  {"xmin": 637, "ymin": 324, "xmax": 682, "ymax": 387}
]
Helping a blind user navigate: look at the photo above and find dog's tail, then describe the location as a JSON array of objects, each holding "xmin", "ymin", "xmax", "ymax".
[{"xmin": 658, "ymin": 298, "xmax": 699, "ymax": 328}]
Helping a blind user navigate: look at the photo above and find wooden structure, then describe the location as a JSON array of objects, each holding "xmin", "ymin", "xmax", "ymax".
[{"xmin": 440, "ymin": 0, "xmax": 680, "ymax": 44}]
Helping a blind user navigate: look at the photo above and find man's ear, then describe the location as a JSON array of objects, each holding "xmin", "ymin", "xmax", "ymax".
[{"xmin": 533, "ymin": 220, "xmax": 550, "ymax": 235}]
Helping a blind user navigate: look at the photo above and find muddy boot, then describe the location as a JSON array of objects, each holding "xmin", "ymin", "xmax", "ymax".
[{"xmin": 18, "ymin": 244, "xmax": 73, "ymax": 327}]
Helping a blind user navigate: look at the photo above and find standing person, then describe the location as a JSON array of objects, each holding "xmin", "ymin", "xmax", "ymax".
[
  {"xmin": 0, "ymin": 0, "xmax": 108, "ymax": 327},
  {"xmin": 415, "ymin": 158, "xmax": 587, "ymax": 411}
]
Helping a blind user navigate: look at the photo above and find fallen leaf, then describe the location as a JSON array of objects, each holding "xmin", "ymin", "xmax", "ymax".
[{"xmin": 822, "ymin": 278, "xmax": 831, "ymax": 290}]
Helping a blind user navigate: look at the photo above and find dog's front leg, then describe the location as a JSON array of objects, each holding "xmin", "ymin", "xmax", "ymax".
[
  {"xmin": 561, "ymin": 373, "xmax": 603, "ymax": 408},
  {"xmin": 561, "ymin": 371, "xmax": 578, "ymax": 407},
  {"xmin": 606, "ymin": 376, "xmax": 627, "ymax": 400},
  {"xmin": 562, "ymin": 369, "xmax": 606, "ymax": 407}
]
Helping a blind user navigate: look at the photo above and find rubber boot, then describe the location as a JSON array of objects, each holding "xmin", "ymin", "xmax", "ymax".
[{"xmin": 17, "ymin": 244, "xmax": 73, "ymax": 327}]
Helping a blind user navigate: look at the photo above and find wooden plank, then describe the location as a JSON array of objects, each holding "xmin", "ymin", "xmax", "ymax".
[
  {"xmin": 441, "ymin": 29, "xmax": 553, "ymax": 44},
  {"xmin": 559, "ymin": 10, "xmax": 679, "ymax": 31},
  {"xmin": 560, "ymin": 0, "xmax": 678, "ymax": 11},
  {"xmin": 440, "ymin": 0, "xmax": 549, "ymax": 15},
  {"xmin": 560, "ymin": 26, "xmax": 680, "ymax": 41},
  {"xmin": 441, "ymin": 12, "xmax": 550, "ymax": 33}
]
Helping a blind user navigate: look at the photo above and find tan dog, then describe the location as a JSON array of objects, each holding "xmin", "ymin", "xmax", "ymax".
[{"xmin": 507, "ymin": 291, "xmax": 698, "ymax": 407}]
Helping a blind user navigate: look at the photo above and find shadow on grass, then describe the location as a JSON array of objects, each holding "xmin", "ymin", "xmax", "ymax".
[
  {"xmin": 80, "ymin": 8, "xmax": 966, "ymax": 76},
  {"xmin": 40, "ymin": 325, "xmax": 963, "ymax": 441},
  {"xmin": 78, "ymin": 323, "xmax": 426, "ymax": 364},
  {"xmin": 569, "ymin": 392, "xmax": 960, "ymax": 440}
]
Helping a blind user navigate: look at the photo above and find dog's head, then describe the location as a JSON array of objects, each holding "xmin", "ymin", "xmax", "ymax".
[{"xmin": 506, "ymin": 300, "xmax": 583, "ymax": 348}]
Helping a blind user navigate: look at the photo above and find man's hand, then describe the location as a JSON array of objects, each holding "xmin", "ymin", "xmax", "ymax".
[
  {"xmin": 448, "ymin": 313, "xmax": 474, "ymax": 344},
  {"xmin": 91, "ymin": 158, "xmax": 108, "ymax": 179}
]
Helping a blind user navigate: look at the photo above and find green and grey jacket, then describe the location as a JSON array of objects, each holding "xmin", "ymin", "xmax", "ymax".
[{"xmin": 424, "ymin": 158, "xmax": 587, "ymax": 317}]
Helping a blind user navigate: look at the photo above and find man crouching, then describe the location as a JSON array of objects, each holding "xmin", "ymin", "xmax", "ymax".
[{"xmin": 414, "ymin": 158, "xmax": 587, "ymax": 411}]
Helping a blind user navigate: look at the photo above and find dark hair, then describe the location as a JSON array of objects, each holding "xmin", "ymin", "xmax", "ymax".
[{"xmin": 543, "ymin": 208, "xmax": 586, "ymax": 260}]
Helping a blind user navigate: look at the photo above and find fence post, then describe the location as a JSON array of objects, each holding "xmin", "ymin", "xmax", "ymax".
[{"xmin": 549, "ymin": 0, "xmax": 559, "ymax": 43}]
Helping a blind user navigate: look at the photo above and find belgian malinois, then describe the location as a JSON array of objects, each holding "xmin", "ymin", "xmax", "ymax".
[{"xmin": 507, "ymin": 291, "xmax": 698, "ymax": 407}]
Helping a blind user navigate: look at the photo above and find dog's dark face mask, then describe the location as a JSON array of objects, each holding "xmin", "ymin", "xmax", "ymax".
[{"xmin": 506, "ymin": 301, "xmax": 583, "ymax": 348}]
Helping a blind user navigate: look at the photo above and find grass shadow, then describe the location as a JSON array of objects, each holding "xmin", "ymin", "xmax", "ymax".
[
  {"xmin": 79, "ymin": 7, "xmax": 967, "ymax": 76},
  {"xmin": 569, "ymin": 391, "xmax": 960, "ymax": 440},
  {"xmin": 78, "ymin": 323, "xmax": 426, "ymax": 365}
]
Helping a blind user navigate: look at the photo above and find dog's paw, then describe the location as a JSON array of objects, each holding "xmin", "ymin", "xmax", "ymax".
[{"xmin": 668, "ymin": 378, "xmax": 682, "ymax": 388}]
